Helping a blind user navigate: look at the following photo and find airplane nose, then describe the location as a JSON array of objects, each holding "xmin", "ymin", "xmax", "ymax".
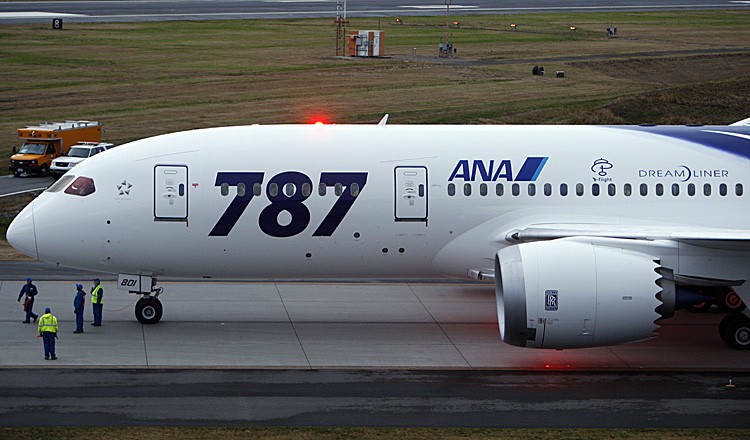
[{"xmin": 7, "ymin": 202, "xmax": 38, "ymax": 260}]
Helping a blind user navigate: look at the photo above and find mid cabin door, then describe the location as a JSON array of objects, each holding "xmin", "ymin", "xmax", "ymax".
[
  {"xmin": 154, "ymin": 165, "xmax": 188, "ymax": 220},
  {"xmin": 394, "ymin": 166, "xmax": 428, "ymax": 222}
]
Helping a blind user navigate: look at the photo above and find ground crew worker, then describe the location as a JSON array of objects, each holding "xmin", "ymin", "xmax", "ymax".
[
  {"xmin": 91, "ymin": 278, "xmax": 103, "ymax": 326},
  {"xmin": 38, "ymin": 307, "xmax": 58, "ymax": 360},
  {"xmin": 17, "ymin": 277, "xmax": 38, "ymax": 323},
  {"xmin": 73, "ymin": 284, "xmax": 86, "ymax": 333}
]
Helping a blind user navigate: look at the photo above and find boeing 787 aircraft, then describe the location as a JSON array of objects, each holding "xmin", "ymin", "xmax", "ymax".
[{"xmin": 7, "ymin": 118, "xmax": 750, "ymax": 349}]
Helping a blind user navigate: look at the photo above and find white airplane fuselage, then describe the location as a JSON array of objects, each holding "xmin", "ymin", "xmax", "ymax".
[{"xmin": 8, "ymin": 123, "xmax": 750, "ymax": 349}]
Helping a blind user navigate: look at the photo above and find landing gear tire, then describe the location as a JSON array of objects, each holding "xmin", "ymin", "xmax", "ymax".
[
  {"xmin": 135, "ymin": 297, "xmax": 163, "ymax": 324},
  {"xmin": 721, "ymin": 314, "xmax": 750, "ymax": 350},
  {"xmin": 717, "ymin": 289, "xmax": 746, "ymax": 313},
  {"xmin": 719, "ymin": 314, "xmax": 736, "ymax": 344}
]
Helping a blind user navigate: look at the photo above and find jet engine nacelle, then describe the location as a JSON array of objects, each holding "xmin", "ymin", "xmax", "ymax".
[{"xmin": 495, "ymin": 239, "xmax": 675, "ymax": 349}]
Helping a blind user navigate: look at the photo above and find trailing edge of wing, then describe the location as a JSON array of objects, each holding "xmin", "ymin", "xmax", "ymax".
[{"xmin": 504, "ymin": 224, "xmax": 750, "ymax": 249}]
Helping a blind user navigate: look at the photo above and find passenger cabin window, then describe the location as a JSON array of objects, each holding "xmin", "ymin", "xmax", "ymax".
[
  {"xmin": 623, "ymin": 183, "xmax": 632, "ymax": 197},
  {"xmin": 544, "ymin": 183, "xmax": 552, "ymax": 196},
  {"xmin": 720, "ymin": 183, "xmax": 727, "ymax": 196},
  {"xmin": 575, "ymin": 183, "xmax": 584, "ymax": 197},
  {"xmin": 350, "ymin": 183, "xmax": 359, "ymax": 197},
  {"xmin": 284, "ymin": 182, "xmax": 295, "ymax": 197},
  {"xmin": 655, "ymin": 183, "xmax": 664, "ymax": 196},
  {"xmin": 704, "ymin": 183, "xmax": 711, "ymax": 196},
  {"xmin": 318, "ymin": 183, "xmax": 326, "ymax": 196},
  {"xmin": 672, "ymin": 183, "xmax": 679, "ymax": 196},
  {"xmin": 237, "ymin": 183, "xmax": 246, "ymax": 197},
  {"xmin": 560, "ymin": 183, "xmax": 568, "ymax": 197},
  {"xmin": 512, "ymin": 183, "xmax": 520, "ymax": 196},
  {"xmin": 608, "ymin": 183, "xmax": 616, "ymax": 197},
  {"xmin": 688, "ymin": 183, "xmax": 695, "ymax": 196},
  {"xmin": 528, "ymin": 183, "xmax": 536, "ymax": 196},
  {"xmin": 480, "ymin": 183, "xmax": 488, "ymax": 196},
  {"xmin": 736, "ymin": 184, "xmax": 744, "ymax": 196},
  {"xmin": 269, "ymin": 183, "xmax": 278, "ymax": 197},
  {"xmin": 591, "ymin": 183, "xmax": 600, "ymax": 197},
  {"xmin": 448, "ymin": 183, "xmax": 456, "ymax": 196},
  {"xmin": 463, "ymin": 183, "xmax": 471, "ymax": 196},
  {"xmin": 495, "ymin": 183, "xmax": 504, "ymax": 196},
  {"xmin": 640, "ymin": 183, "xmax": 648, "ymax": 196}
]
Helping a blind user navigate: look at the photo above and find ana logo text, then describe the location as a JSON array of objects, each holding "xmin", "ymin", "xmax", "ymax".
[{"xmin": 448, "ymin": 157, "xmax": 548, "ymax": 182}]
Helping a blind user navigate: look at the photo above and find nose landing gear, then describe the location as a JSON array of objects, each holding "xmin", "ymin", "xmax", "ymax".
[
  {"xmin": 135, "ymin": 296, "xmax": 163, "ymax": 324},
  {"xmin": 118, "ymin": 274, "xmax": 164, "ymax": 324}
]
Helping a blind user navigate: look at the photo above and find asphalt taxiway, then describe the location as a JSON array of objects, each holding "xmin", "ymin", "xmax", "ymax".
[
  {"xmin": 1, "ymin": 278, "xmax": 749, "ymax": 370},
  {"xmin": 2, "ymin": 369, "xmax": 749, "ymax": 427}
]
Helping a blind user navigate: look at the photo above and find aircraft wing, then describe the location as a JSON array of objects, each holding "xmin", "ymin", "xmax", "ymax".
[{"xmin": 504, "ymin": 223, "xmax": 750, "ymax": 249}]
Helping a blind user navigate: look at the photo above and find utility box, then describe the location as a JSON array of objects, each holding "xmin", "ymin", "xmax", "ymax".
[{"xmin": 348, "ymin": 30, "xmax": 384, "ymax": 57}]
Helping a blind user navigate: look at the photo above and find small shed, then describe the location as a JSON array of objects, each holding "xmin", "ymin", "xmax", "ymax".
[{"xmin": 348, "ymin": 30, "xmax": 384, "ymax": 57}]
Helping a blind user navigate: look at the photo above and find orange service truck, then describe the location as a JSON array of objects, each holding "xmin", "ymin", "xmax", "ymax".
[{"xmin": 9, "ymin": 120, "xmax": 102, "ymax": 177}]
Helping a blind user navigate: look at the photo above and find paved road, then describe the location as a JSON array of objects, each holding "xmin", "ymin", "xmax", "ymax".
[
  {"xmin": 0, "ymin": 175, "xmax": 52, "ymax": 198},
  {"xmin": 1, "ymin": 0, "xmax": 748, "ymax": 23},
  {"xmin": 1, "ymin": 369, "xmax": 748, "ymax": 427}
]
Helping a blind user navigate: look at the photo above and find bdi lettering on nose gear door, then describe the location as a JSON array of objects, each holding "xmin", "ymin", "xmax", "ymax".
[{"xmin": 154, "ymin": 165, "xmax": 188, "ymax": 220}]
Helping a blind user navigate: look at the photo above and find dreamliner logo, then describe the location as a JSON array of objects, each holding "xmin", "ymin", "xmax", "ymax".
[
  {"xmin": 448, "ymin": 157, "xmax": 548, "ymax": 182},
  {"xmin": 638, "ymin": 165, "xmax": 728, "ymax": 182}
]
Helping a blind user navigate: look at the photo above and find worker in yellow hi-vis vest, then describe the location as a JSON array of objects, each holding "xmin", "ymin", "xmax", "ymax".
[
  {"xmin": 91, "ymin": 278, "xmax": 103, "ymax": 327},
  {"xmin": 38, "ymin": 308, "xmax": 58, "ymax": 360}
]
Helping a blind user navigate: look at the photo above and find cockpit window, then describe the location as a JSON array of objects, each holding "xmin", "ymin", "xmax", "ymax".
[
  {"xmin": 46, "ymin": 175, "xmax": 76, "ymax": 193},
  {"xmin": 64, "ymin": 176, "xmax": 96, "ymax": 196}
]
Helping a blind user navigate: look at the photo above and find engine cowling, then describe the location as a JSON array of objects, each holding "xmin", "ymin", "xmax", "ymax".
[{"xmin": 495, "ymin": 239, "xmax": 675, "ymax": 349}]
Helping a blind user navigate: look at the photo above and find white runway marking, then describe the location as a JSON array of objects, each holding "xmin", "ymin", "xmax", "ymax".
[
  {"xmin": 0, "ymin": 12, "xmax": 86, "ymax": 18},
  {"xmin": 400, "ymin": 5, "xmax": 479, "ymax": 9}
]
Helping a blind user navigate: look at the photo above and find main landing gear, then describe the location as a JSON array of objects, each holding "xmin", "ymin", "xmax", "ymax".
[
  {"xmin": 119, "ymin": 274, "xmax": 164, "ymax": 324},
  {"xmin": 720, "ymin": 313, "xmax": 750, "ymax": 350},
  {"xmin": 683, "ymin": 287, "xmax": 749, "ymax": 350}
]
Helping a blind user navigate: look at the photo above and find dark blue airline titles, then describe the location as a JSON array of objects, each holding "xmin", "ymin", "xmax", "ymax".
[{"xmin": 448, "ymin": 157, "xmax": 549, "ymax": 182}]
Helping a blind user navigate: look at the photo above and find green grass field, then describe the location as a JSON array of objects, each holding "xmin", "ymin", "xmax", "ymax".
[{"xmin": 1, "ymin": 11, "xmax": 749, "ymax": 164}]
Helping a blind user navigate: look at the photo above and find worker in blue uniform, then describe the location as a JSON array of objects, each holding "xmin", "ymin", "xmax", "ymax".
[
  {"xmin": 38, "ymin": 307, "xmax": 58, "ymax": 360},
  {"xmin": 17, "ymin": 277, "xmax": 39, "ymax": 323},
  {"xmin": 73, "ymin": 284, "xmax": 86, "ymax": 334},
  {"xmin": 90, "ymin": 278, "xmax": 103, "ymax": 326}
]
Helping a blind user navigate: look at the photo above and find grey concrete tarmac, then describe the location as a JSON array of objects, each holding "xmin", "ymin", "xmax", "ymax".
[{"xmin": 2, "ymin": 279, "xmax": 749, "ymax": 370}]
